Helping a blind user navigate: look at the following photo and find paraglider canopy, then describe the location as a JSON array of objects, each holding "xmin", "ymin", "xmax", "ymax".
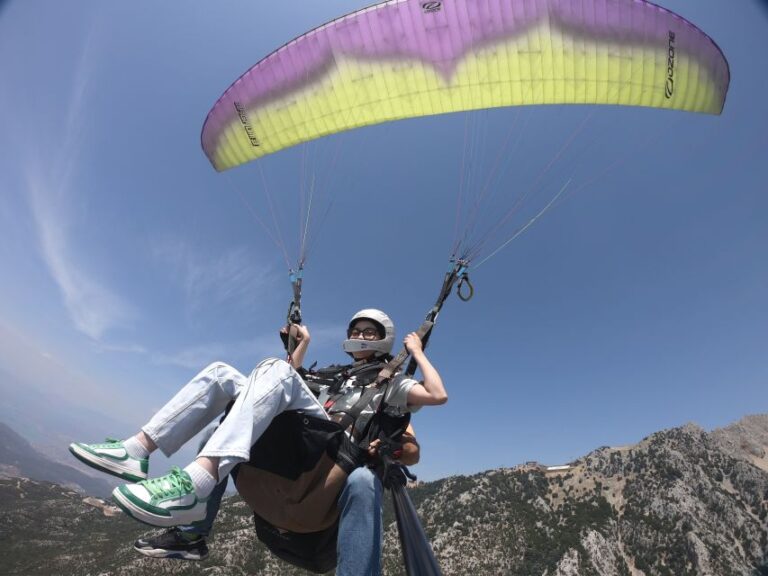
[{"xmin": 201, "ymin": 0, "xmax": 729, "ymax": 171}]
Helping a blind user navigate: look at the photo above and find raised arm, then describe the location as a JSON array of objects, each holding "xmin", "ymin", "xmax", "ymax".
[
  {"xmin": 403, "ymin": 332, "xmax": 447, "ymax": 407},
  {"xmin": 282, "ymin": 324, "xmax": 311, "ymax": 369}
]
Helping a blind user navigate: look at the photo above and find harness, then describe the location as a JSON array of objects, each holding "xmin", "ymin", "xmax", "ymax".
[
  {"xmin": 298, "ymin": 359, "xmax": 390, "ymax": 443},
  {"xmin": 287, "ymin": 258, "xmax": 473, "ymax": 445},
  {"xmin": 300, "ymin": 359, "xmax": 387, "ymax": 396}
]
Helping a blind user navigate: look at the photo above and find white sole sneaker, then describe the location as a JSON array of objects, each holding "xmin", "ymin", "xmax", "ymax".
[
  {"xmin": 112, "ymin": 477, "xmax": 207, "ymax": 527},
  {"xmin": 69, "ymin": 441, "xmax": 148, "ymax": 482},
  {"xmin": 134, "ymin": 545, "xmax": 207, "ymax": 561}
]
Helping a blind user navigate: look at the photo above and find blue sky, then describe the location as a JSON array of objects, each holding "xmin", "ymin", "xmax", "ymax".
[{"xmin": 0, "ymin": 0, "xmax": 766, "ymax": 482}]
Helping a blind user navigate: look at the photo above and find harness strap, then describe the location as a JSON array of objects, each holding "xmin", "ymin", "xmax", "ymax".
[
  {"xmin": 302, "ymin": 360, "xmax": 387, "ymax": 393},
  {"xmin": 374, "ymin": 320, "xmax": 433, "ymax": 385},
  {"xmin": 284, "ymin": 267, "xmax": 304, "ymax": 355},
  {"xmin": 331, "ymin": 385, "xmax": 382, "ymax": 434}
]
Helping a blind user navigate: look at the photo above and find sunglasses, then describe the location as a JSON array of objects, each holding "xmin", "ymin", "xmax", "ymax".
[{"xmin": 348, "ymin": 327, "xmax": 381, "ymax": 340}]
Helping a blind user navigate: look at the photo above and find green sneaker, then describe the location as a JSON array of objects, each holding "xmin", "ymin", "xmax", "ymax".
[
  {"xmin": 112, "ymin": 467, "xmax": 208, "ymax": 527},
  {"xmin": 69, "ymin": 438, "xmax": 148, "ymax": 482}
]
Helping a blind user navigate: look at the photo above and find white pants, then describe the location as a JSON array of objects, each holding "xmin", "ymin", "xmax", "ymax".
[{"xmin": 142, "ymin": 358, "xmax": 327, "ymax": 479}]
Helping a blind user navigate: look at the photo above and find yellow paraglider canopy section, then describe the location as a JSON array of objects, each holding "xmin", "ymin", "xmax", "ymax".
[{"xmin": 201, "ymin": 0, "xmax": 729, "ymax": 170}]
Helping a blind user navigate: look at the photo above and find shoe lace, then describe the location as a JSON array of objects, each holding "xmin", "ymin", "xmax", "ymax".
[
  {"xmin": 161, "ymin": 528, "xmax": 201, "ymax": 545},
  {"xmin": 140, "ymin": 467, "xmax": 194, "ymax": 499},
  {"xmin": 91, "ymin": 437, "xmax": 122, "ymax": 448},
  {"xmin": 171, "ymin": 528, "xmax": 203, "ymax": 543}
]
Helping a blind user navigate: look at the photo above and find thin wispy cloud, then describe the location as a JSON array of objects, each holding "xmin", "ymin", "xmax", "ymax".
[
  {"xmin": 153, "ymin": 322, "xmax": 346, "ymax": 370},
  {"xmin": 153, "ymin": 334, "xmax": 280, "ymax": 370},
  {"xmin": 153, "ymin": 238, "xmax": 279, "ymax": 322},
  {"xmin": 20, "ymin": 15, "xmax": 136, "ymax": 342},
  {"xmin": 27, "ymin": 180, "xmax": 135, "ymax": 340},
  {"xmin": 95, "ymin": 342, "xmax": 148, "ymax": 355}
]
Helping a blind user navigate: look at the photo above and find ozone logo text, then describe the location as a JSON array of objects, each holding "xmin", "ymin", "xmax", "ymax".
[{"xmin": 665, "ymin": 31, "xmax": 676, "ymax": 99}]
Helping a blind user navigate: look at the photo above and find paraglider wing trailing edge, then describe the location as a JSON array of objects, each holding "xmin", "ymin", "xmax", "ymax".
[{"xmin": 201, "ymin": 0, "xmax": 729, "ymax": 172}]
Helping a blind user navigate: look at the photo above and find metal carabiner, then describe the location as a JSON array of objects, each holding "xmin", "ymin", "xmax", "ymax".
[{"xmin": 457, "ymin": 273, "xmax": 474, "ymax": 301}]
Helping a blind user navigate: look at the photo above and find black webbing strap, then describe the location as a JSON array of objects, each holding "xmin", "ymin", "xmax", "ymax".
[
  {"xmin": 373, "ymin": 261, "xmax": 467, "ymax": 384},
  {"xmin": 302, "ymin": 360, "xmax": 386, "ymax": 395},
  {"xmin": 404, "ymin": 259, "xmax": 470, "ymax": 376},
  {"xmin": 284, "ymin": 267, "xmax": 304, "ymax": 356},
  {"xmin": 332, "ymin": 385, "xmax": 382, "ymax": 434},
  {"xmin": 374, "ymin": 319, "xmax": 434, "ymax": 385}
]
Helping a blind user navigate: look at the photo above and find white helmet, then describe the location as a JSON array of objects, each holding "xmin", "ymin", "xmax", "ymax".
[{"xmin": 343, "ymin": 308, "xmax": 395, "ymax": 357}]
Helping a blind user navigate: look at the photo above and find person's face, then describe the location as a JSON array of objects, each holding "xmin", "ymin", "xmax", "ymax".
[{"xmin": 348, "ymin": 319, "xmax": 381, "ymax": 360}]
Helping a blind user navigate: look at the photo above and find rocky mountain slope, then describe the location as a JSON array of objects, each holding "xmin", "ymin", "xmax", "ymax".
[
  {"xmin": 399, "ymin": 416, "xmax": 768, "ymax": 576},
  {"xmin": 1, "ymin": 415, "xmax": 766, "ymax": 575},
  {"xmin": 0, "ymin": 422, "xmax": 113, "ymax": 497}
]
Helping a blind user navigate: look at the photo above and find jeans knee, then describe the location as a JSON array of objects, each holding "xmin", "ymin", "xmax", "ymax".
[
  {"xmin": 343, "ymin": 468, "xmax": 381, "ymax": 507},
  {"xmin": 201, "ymin": 361, "xmax": 230, "ymax": 378},
  {"xmin": 199, "ymin": 361, "xmax": 244, "ymax": 398},
  {"xmin": 260, "ymin": 357, "xmax": 290, "ymax": 371},
  {"xmin": 250, "ymin": 357, "xmax": 295, "ymax": 382}
]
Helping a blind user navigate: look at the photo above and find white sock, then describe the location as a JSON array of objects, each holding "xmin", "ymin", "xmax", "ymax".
[
  {"xmin": 184, "ymin": 462, "xmax": 216, "ymax": 498},
  {"xmin": 123, "ymin": 436, "xmax": 150, "ymax": 460}
]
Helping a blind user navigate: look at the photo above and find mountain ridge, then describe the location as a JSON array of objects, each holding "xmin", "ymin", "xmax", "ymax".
[
  {"xmin": 0, "ymin": 421, "xmax": 113, "ymax": 497},
  {"xmin": 1, "ymin": 415, "xmax": 766, "ymax": 575}
]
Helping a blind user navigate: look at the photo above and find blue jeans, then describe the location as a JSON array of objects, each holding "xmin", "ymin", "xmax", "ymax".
[
  {"xmin": 180, "ymin": 467, "xmax": 383, "ymax": 575},
  {"xmin": 336, "ymin": 467, "xmax": 383, "ymax": 576}
]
